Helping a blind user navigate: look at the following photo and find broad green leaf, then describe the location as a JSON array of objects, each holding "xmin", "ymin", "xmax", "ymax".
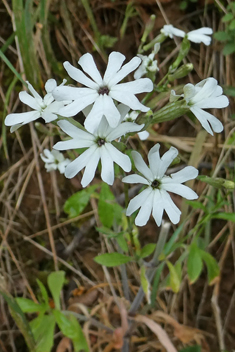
[
  {"xmin": 214, "ymin": 31, "xmax": 232, "ymax": 42},
  {"xmin": 139, "ymin": 243, "xmax": 156, "ymax": 259},
  {"xmin": 179, "ymin": 345, "xmax": 201, "ymax": 352},
  {"xmin": 166, "ymin": 261, "xmax": 181, "ymax": 293},
  {"xmin": 223, "ymin": 42, "xmax": 235, "ymax": 55},
  {"xmin": 97, "ymin": 227, "xmax": 129, "ymax": 253},
  {"xmin": 229, "ymin": 19, "xmax": 235, "ymax": 30},
  {"xmin": 30, "ymin": 314, "xmax": 56, "ymax": 352},
  {"xmin": 36, "ymin": 279, "xmax": 49, "ymax": 305},
  {"xmin": 64, "ymin": 185, "xmax": 98, "ymax": 218},
  {"xmin": 140, "ymin": 266, "xmax": 151, "ymax": 303},
  {"xmin": 47, "ymin": 271, "xmax": 65, "ymax": 310},
  {"xmin": 94, "ymin": 253, "xmax": 133, "ymax": 267},
  {"xmin": 212, "ymin": 212, "xmax": 235, "ymax": 222},
  {"xmin": 98, "ymin": 183, "xmax": 123, "ymax": 228},
  {"xmin": 187, "ymin": 244, "xmax": 203, "ymax": 284},
  {"xmin": 15, "ymin": 298, "xmax": 45, "ymax": 313},
  {"xmin": 223, "ymin": 86, "xmax": 235, "ymax": 97},
  {"xmin": 116, "ymin": 233, "xmax": 129, "ymax": 253},
  {"xmin": 200, "ymin": 251, "xmax": 220, "ymax": 285},
  {"xmin": 53, "ymin": 310, "xmax": 89, "ymax": 352},
  {"xmin": 222, "ymin": 13, "xmax": 233, "ymax": 22}
]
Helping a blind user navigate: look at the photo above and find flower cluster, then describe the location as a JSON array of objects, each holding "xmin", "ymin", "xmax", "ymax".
[{"xmin": 5, "ymin": 24, "xmax": 229, "ymax": 227}]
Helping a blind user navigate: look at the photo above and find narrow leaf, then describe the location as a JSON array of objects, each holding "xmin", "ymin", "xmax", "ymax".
[
  {"xmin": 47, "ymin": 271, "xmax": 65, "ymax": 310},
  {"xmin": 187, "ymin": 244, "xmax": 203, "ymax": 284},
  {"xmin": 94, "ymin": 253, "xmax": 133, "ymax": 267}
]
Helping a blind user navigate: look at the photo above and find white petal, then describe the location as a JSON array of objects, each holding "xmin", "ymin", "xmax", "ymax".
[
  {"xmin": 5, "ymin": 111, "xmax": 40, "ymax": 126},
  {"xmin": 81, "ymin": 148, "xmax": 100, "ymax": 187},
  {"xmin": 64, "ymin": 145, "xmax": 97, "ymax": 179},
  {"xmin": 26, "ymin": 81, "xmax": 42, "ymax": 100},
  {"xmin": 105, "ymin": 144, "xmax": 131, "ymax": 172},
  {"xmin": 84, "ymin": 95, "xmax": 106, "ymax": 132},
  {"xmin": 148, "ymin": 144, "xmax": 162, "ymax": 177},
  {"xmin": 152, "ymin": 190, "xmax": 164, "ymax": 226},
  {"xmin": 195, "ymin": 95, "xmax": 229, "ymax": 109},
  {"xmin": 158, "ymin": 146, "xmax": 178, "ymax": 178},
  {"xmin": 100, "ymin": 145, "xmax": 115, "ymax": 185},
  {"xmin": 135, "ymin": 190, "xmax": 154, "ymax": 226},
  {"xmin": 161, "ymin": 190, "xmax": 181, "ymax": 224},
  {"xmin": 133, "ymin": 64, "xmax": 146, "ymax": 79},
  {"xmin": 108, "ymin": 56, "xmax": 141, "ymax": 87},
  {"xmin": 162, "ymin": 183, "xmax": 198, "ymax": 200},
  {"xmin": 191, "ymin": 78, "xmax": 217, "ymax": 102},
  {"xmin": 110, "ymin": 88, "xmax": 150, "ymax": 112},
  {"xmin": 53, "ymin": 86, "xmax": 87, "ymax": 101},
  {"xmin": 169, "ymin": 166, "xmax": 198, "ymax": 183},
  {"xmin": 107, "ymin": 122, "xmax": 143, "ymax": 141},
  {"xmin": 59, "ymin": 93, "xmax": 97, "ymax": 117},
  {"xmin": 41, "ymin": 111, "xmax": 58, "ymax": 123},
  {"xmin": 53, "ymin": 139, "xmax": 93, "ymax": 150},
  {"xmin": 122, "ymin": 174, "xmax": 150, "ymax": 185},
  {"xmin": 103, "ymin": 52, "xmax": 126, "ymax": 84},
  {"xmin": 115, "ymin": 79, "xmax": 153, "ymax": 95},
  {"xmin": 117, "ymin": 104, "xmax": 130, "ymax": 121},
  {"xmin": 63, "ymin": 61, "xmax": 99, "ymax": 89},
  {"xmin": 190, "ymin": 106, "xmax": 224, "ymax": 135},
  {"xmin": 57, "ymin": 120, "xmax": 93, "ymax": 140},
  {"xmin": 45, "ymin": 79, "xmax": 57, "ymax": 93},
  {"xmin": 183, "ymin": 84, "xmax": 196, "ymax": 101},
  {"xmin": 126, "ymin": 187, "xmax": 152, "ymax": 215},
  {"xmin": 102, "ymin": 95, "xmax": 121, "ymax": 128},
  {"xmin": 132, "ymin": 151, "xmax": 153, "ymax": 181},
  {"xmin": 19, "ymin": 91, "xmax": 41, "ymax": 110},
  {"xmin": 138, "ymin": 130, "xmax": 149, "ymax": 140},
  {"xmin": 78, "ymin": 53, "xmax": 103, "ymax": 85}
]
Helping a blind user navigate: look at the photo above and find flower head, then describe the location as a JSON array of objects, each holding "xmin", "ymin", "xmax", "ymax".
[
  {"xmin": 122, "ymin": 144, "xmax": 198, "ymax": 226},
  {"xmin": 171, "ymin": 77, "xmax": 229, "ymax": 135},
  {"xmin": 161, "ymin": 24, "xmax": 185, "ymax": 39},
  {"xmin": 134, "ymin": 43, "xmax": 160, "ymax": 80},
  {"xmin": 53, "ymin": 117, "xmax": 143, "ymax": 187},
  {"xmin": 122, "ymin": 109, "xmax": 149, "ymax": 140},
  {"xmin": 5, "ymin": 79, "xmax": 67, "ymax": 132},
  {"xmin": 53, "ymin": 52, "xmax": 153, "ymax": 133},
  {"xmin": 40, "ymin": 149, "xmax": 71, "ymax": 174},
  {"xmin": 161, "ymin": 24, "xmax": 213, "ymax": 45}
]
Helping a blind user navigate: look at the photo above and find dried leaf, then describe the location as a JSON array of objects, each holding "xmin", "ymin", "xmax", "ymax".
[{"xmin": 56, "ymin": 337, "xmax": 72, "ymax": 352}]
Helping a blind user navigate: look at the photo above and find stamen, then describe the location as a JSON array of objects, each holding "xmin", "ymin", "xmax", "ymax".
[
  {"xmin": 98, "ymin": 86, "xmax": 109, "ymax": 95},
  {"xmin": 151, "ymin": 180, "xmax": 160, "ymax": 189},
  {"xmin": 97, "ymin": 138, "xmax": 106, "ymax": 147}
]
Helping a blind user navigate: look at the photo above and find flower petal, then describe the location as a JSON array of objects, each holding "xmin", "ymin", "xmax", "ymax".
[
  {"xmin": 84, "ymin": 95, "xmax": 106, "ymax": 132},
  {"xmin": 162, "ymin": 183, "xmax": 198, "ymax": 200},
  {"xmin": 161, "ymin": 190, "xmax": 181, "ymax": 224},
  {"xmin": 194, "ymin": 95, "xmax": 229, "ymax": 109},
  {"xmin": 41, "ymin": 111, "xmax": 58, "ymax": 123},
  {"xmin": 126, "ymin": 187, "xmax": 152, "ymax": 215},
  {"xmin": 102, "ymin": 95, "xmax": 121, "ymax": 128},
  {"xmin": 78, "ymin": 53, "xmax": 103, "ymax": 85},
  {"xmin": 26, "ymin": 81, "xmax": 42, "ymax": 100},
  {"xmin": 81, "ymin": 148, "xmax": 100, "ymax": 187},
  {"xmin": 158, "ymin": 146, "xmax": 178, "ymax": 178},
  {"xmin": 19, "ymin": 91, "xmax": 41, "ymax": 110},
  {"xmin": 100, "ymin": 145, "xmax": 115, "ymax": 185},
  {"xmin": 64, "ymin": 145, "xmax": 97, "ymax": 179},
  {"xmin": 138, "ymin": 130, "xmax": 149, "ymax": 140},
  {"xmin": 57, "ymin": 120, "xmax": 93, "ymax": 140},
  {"xmin": 132, "ymin": 150, "xmax": 154, "ymax": 181},
  {"xmin": 115, "ymin": 79, "xmax": 153, "ymax": 95},
  {"xmin": 104, "ymin": 52, "xmax": 126, "ymax": 84},
  {"xmin": 110, "ymin": 88, "xmax": 150, "ymax": 112},
  {"xmin": 59, "ymin": 92, "xmax": 97, "ymax": 117},
  {"xmin": 106, "ymin": 143, "xmax": 131, "ymax": 172},
  {"xmin": 122, "ymin": 174, "xmax": 150, "ymax": 185},
  {"xmin": 148, "ymin": 144, "xmax": 161, "ymax": 177},
  {"xmin": 135, "ymin": 190, "xmax": 154, "ymax": 226},
  {"xmin": 53, "ymin": 138, "xmax": 93, "ymax": 150},
  {"xmin": 190, "ymin": 106, "xmax": 224, "ymax": 135},
  {"xmin": 107, "ymin": 122, "xmax": 143, "ymax": 141},
  {"xmin": 45, "ymin": 79, "xmax": 57, "ymax": 93},
  {"xmin": 152, "ymin": 190, "xmax": 164, "ymax": 226},
  {"xmin": 5, "ymin": 111, "xmax": 40, "ymax": 126},
  {"xmin": 63, "ymin": 61, "xmax": 99, "ymax": 89},
  {"xmin": 108, "ymin": 56, "xmax": 141, "ymax": 87},
  {"xmin": 169, "ymin": 166, "xmax": 198, "ymax": 183}
]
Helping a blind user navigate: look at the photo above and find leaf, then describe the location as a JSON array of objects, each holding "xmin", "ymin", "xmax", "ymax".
[
  {"xmin": 94, "ymin": 253, "xmax": 133, "ymax": 267},
  {"xmin": 99, "ymin": 34, "xmax": 118, "ymax": 48},
  {"xmin": 223, "ymin": 85, "xmax": 235, "ymax": 97},
  {"xmin": 15, "ymin": 298, "xmax": 45, "ymax": 313},
  {"xmin": 98, "ymin": 183, "xmax": 123, "ymax": 228},
  {"xmin": 140, "ymin": 266, "xmax": 151, "ymax": 303},
  {"xmin": 139, "ymin": 243, "xmax": 156, "ymax": 259},
  {"xmin": 214, "ymin": 31, "xmax": 232, "ymax": 42},
  {"xmin": 30, "ymin": 314, "xmax": 56, "ymax": 352},
  {"xmin": 47, "ymin": 271, "xmax": 65, "ymax": 310},
  {"xmin": 151, "ymin": 262, "xmax": 165, "ymax": 307},
  {"xmin": 64, "ymin": 185, "xmax": 98, "ymax": 218},
  {"xmin": 200, "ymin": 251, "xmax": 220, "ymax": 285},
  {"xmin": 222, "ymin": 13, "xmax": 233, "ymax": 22},
  {"xmin": 223, "ymin": 42, "xmax": 235, "ymax": 55},
  {"xmin": 166, "ymin": 261, "xmax": 181, "ymax": 293},
  {"xmin": 186, "ymin": 200, "xmax": 207, "ymax": 212},
  {"xmin": 212, "ymin": 212, "xmax": 235, "ymax": 222},
  {"xmin": 36, "ymin": 279, "xmax": 49, "ymax": 305},
  {"xmin": 179, "ymin": 345, "xmax": 201, "ymax": 352},
  {"xmin": 53, "ymin": 310, "xmax": 89, "ymax": 352},
  {"xmin": 116, "ymin": 233, "xmax": 129, "ymax": 253},
  {"xmin": 229, "ymin": 19, "xmax": 235, "ymax": 30},
  {"xmin": 187, "ymin": 244, "xmax": 203, "ymax": 284}
]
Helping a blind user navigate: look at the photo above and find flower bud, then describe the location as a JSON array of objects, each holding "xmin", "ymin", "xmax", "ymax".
[
  {"xmin": 141, "ymin": 15, "xmax": 156, "ymax": 44},
  {"xmin": 198, "ymin": 175, "xmax": 235, "ymax": 190},
  {"xmin": 168, "ymin": 63, "xmax": 193, "ymax": 81}
]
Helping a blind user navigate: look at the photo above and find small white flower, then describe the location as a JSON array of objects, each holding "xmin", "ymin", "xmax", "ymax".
[
  {"xmin": 122, "ymin": 109, "xmax": 149, "ymax": 140},
  {"xmin": 134, "ymin": 43, "xmax": 160, "ymax": 80},
  {"xmin": 122, "ymin": 144, "xmax": 198, "ymax": 227},
  {"xmin": 171, "ymin": 77, "xmax": 229, "ymax": 135},
  {"xmin": 40, "ymin": 149, "xmax": 71, "ymax": 174},
  {"xmin": 53, "ymin": 52, "xmax": 153, "ymax": 133},
  {"xmin": 5, "ymin": 79, "xmax": 67, "ymax": 132},
  {"xmin": 53, "ymin": 118, "xmax": 144, "ymax": 187},
  {"xmin": 187, "ymin": 27, "xmax": 213, "ymax": 46},
  {"xmin": 161, "ymin": 24, "xmax": 213, "ymax": 46},
  {"xmin": 161, "ymin": 24, "xmax": 185, "ymax": 39}
]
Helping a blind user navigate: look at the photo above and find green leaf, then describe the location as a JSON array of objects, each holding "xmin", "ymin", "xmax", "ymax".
[
  {"xmin": 223, "ymin": 42, "xmax": 235, "ymax": 55},
  {"xmin": 229, "ymin": 19, "xmax": 235, "ymax": 30},
  {"xmin": 222, "ymin": 13, "xmax": 233, "ymax": 22},
  {"xmin": 116, "ymin": 233, "xmax": 129, "ymax": 253},
  {"xmin": 139, "ymin": 244, "xmax": 156, "ymax": 259},
  {"xmin": 166, "ymin": 261, "xmax": 181, "ymax": 293},
  {"xmin": 99, "ymin": 34, "xmax": 118, "ymax": 48},
  {"xmin": 200, "ymin": 251, "xmax": 220, "ymax": 285},
  {"xmin": 212, "ymin": 212, "xmax": 235, "ymax": 222},
  {"xmin": 179, "ymin": 345, "xmax": 201, "ymax": 352},
  {"xmin": 214, "ymin": 31, "xmax": 232, "ymax": 42},
  {"xmin": 223, "ymin": 85, "xmax": 235, "ymax": 97},
  {"xmin": 186, "ymin": 200, "xmax": 207, "ymax": 212},
  {"xmin": 98, "ymin": 183, "xmax": 123, "ymax": 228},
  {"xmin": 140, "ymin": 266, "xmax": 150, "ymax": 303},
  {"xmin": 15, "ymin": 298, "xmax": 45, "ymax": 313},
  {"xmin": 36, "ymin": 279, "xmax": 49, "ymax": 305},
  {"xmin": 64, "ymin": 185, "xmax": 98, "ymax": 218},
  {"xmin": 187, "ymin": 244, "xmax": 203, "ymax": 284},
  {"xmin": 30, "ymin": 314, "xmax": 56, "ymax": 352},
  {"xmin": 94, "ymin": 253, "xmax": 133, "ymax": 267},
  {"xmin": 47, "ymin": 271, "xmax": 65, "ymax": 310},
  {"xmin": 53, "ymin": 310, "xmax": 89, "ymax": 352}
]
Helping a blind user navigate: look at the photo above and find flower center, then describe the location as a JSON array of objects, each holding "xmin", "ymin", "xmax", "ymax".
[
  {"xmin": 98, "ymin": 86, "xmax": 109, "ymax": 95},
  {"xmin": 97, "ymin": 138, "xmax": 106, "ymax": 147},
  {"xmin": 151, "ymin": 179, "xmax": 161, "ymax": 189}
]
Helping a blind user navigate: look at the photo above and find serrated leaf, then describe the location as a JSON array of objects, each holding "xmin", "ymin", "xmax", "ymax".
[
  {"xmin": 139, "ymin": 243, "xmax": 156, "ymax": 259},
  {"xmin": 140, "ymin": 266, "xmax": 151, "ymax": 304},
  {"xmin": 64, "ymin": 185, "xmax": 98, "ymax": 218},
  {"xmin": 94, "ymin": 253, "xmax": 133, "ymax": 267},
  {"xmin": 200, "ymin": 251, "xmax": 220, "ymax": 285},
  {"xmin": 166, "ymin": 261, "xmax": 181, "ymax": 293},
  {"xmin": 222, "ymin": 13, "xmax": 233, "ymax": 22},
  {"xmin": 187, "ymin": 244, "xmax": 203, "ymax": 284},
  {"xmin": 47, "ymin": 271, "xmax": 65, "ymax": 310},
  {"xmin": 15, "ymin": 298, "xmax": 44, "ymax": 313},
  {"xmin": 223, "ymin": 42, "xmax": 235, "ymax": 55},
  {"xmin": 30, "ymin": 314, "xmax": 56, "ymax": 352}
]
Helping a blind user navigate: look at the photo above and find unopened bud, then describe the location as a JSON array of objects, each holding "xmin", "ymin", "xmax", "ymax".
[
  {"xmin": 168, "ymin": 63, "xmax": 193, "ymax": 81},
  {"xmin": 198, "ymin": 175, "xmax": 235, "ymax": 190},
  {"xmin": 171, "ymin": 37, "xmax": 191, "ymax": 70},
  {"xmin": 141, "ymin": 15, "xmax": 156, "ymax": 44}
]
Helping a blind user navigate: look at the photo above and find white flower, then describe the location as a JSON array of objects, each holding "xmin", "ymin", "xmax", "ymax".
[
  {"xmin": 171, "ymin": 77, "xmax": 229, "ymax": 135},
  {"xmin": 122, "ymin": 109, "xmax": 149, "ymax": 140},
  {"xmin": 134, "ymin": 43, "xmax": 160, "ymax": 79},
  {"xmin": 161, "ymin": 24, "xmax": 185, "ymax": 39},
  {"xmin": 52, "ymin": 52, "xmax": 153, "ymax": 133},
  {"xmin": 40, "ymin": 149, "xmax": 71, "ymax": 174},
  {"xmin": 187, "ymin": 28, "xmax": 213, "ymax": 46},
  {"xmin": 161, "ymin": 24, "xmax": 213, "ymax": 45},
  {"xmin": 53, "ymin": 118, "xmax": 144, "ymax": 187},
  {"xmin": 122, "ymin": 144, "xmax": 198, "ymax": 227},
  {"xmin": 5, "ymin": 79, "xmax": 67, "ymax": 132}
]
